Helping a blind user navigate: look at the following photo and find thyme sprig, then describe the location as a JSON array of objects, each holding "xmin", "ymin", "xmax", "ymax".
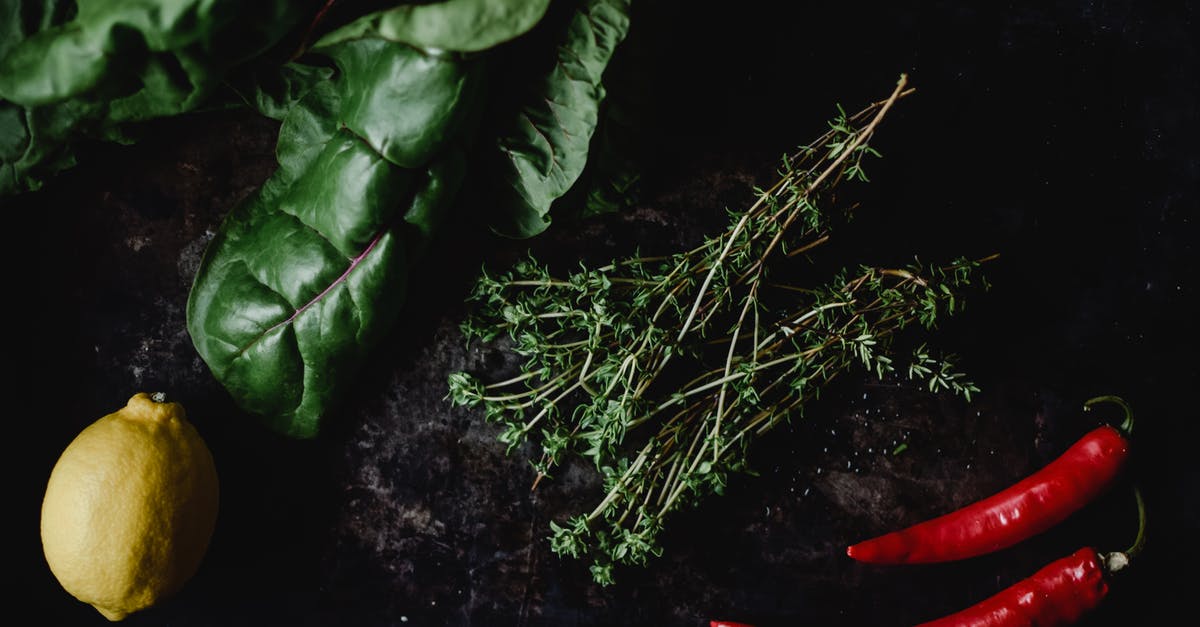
[{"xmin": 449, "ymin": 75, "xmax": 986, "ymax": 584}]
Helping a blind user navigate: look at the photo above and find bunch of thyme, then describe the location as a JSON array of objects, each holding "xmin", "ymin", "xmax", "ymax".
[{"xmin": 449, "ymin": 75, "xmax": 987, "ymax": 584}]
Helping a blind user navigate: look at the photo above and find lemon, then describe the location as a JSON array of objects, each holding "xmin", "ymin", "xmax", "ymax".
[{"xmin": 40, "ymin": 393, "xmax": 219, "ymax": 621}]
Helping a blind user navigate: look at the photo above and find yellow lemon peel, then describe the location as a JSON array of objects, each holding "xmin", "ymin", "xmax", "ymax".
[{"xmin": 41, "ymin": 393, "xmax": 219, "ymax": 621}]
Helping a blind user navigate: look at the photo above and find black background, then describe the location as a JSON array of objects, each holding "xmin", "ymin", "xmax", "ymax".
[{"xmin": 8, "ymin": 1, "xmax": 1197, "ymax": 625}]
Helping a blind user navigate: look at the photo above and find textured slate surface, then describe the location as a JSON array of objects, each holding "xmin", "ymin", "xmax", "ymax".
[{"xmin": 11, "ymin": 1, "xmax": 1196, "ymax": 625}]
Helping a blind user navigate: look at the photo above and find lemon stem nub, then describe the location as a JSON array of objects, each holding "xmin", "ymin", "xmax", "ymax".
[{"xmin": 150, "ymin": 392, "xmax": 167, "ymax": 403}]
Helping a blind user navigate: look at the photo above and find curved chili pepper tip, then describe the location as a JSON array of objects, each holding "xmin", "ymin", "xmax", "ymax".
[{"xmin": 710, "ymin": 621, "xmax": 756, "ymax": 627}]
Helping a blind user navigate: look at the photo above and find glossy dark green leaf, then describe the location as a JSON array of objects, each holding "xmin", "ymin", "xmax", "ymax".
[
  {"xmin": 0, "ymin": 98, "xmax": 91, "ymax": 194},
  {"xmin": 1, "ymin": 0, "xmax": 84, "ymax": 193},
  {"xmin": 275, "ymin": 78, "xmax": 341, "ymax": 181},
  {"xmin": 0, "ymin": 0, "xmax": 309, "ymax": 195},
  {"xmin": 316, "ymin": 0, "xmax": 551, "ymax": 53},
  {"xmin": 575, "ymin": 11, "xmax": 651, "ymax": 218},
  {"xmin": 0, "ymin": 1, "xmax": 303, "ymax": 106},
  {"xmin": 187, "ymin": 41, "xmax": 479, "ymax": 437},
  {"xmin": 317, "ymin": 39, "xmax": 479, "ymax": 169},
  {"xmin": 229, "ymin": 63, "xmax": 334, "ymax": 122},
  {"xmin": 0, "ymin": 0, "xmax": 73, "ymax": 60},
  {"xmin": 488, "ymin": 0, "xmax": 632, "ymax": 238},
  {"xmin": 405, "ymin": 146, "xmax": 467, "ymax": 243}
]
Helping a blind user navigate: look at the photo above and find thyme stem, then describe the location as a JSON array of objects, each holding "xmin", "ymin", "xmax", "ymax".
[{"xmin": 450, "ymin": 75, "xmax": 987, "ymax": 585}]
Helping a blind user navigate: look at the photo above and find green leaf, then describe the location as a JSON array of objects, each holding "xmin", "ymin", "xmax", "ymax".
[
  {"xmin": 0, "ymin": 0, "xmax": 310, "ymax": 195},
  {"xmin": 0, "ymin": 1, "xmax": 82, "ymax": 193},
  {"xmin": 274, "ymin": 78, "xmax": 341, "ymax": 182},
  {"xmin": 488, "ymin": 0, "xmax": 633, "ymax": 238},
  {"xmin": 314, "ymin": 37, "xmax": 481, "ymax": 169},
  {"xmin": 229, "ymin": 62, "xmax": 335, "ymax": 122},
  {"xmin": 0, "ymin": 1, "xmax": 305, "ymax": 106},
  {"xmin": 0, "ymin": 0, "xmax": 73, "ymax": 61},
  {"xmin": 589, "ymin": 561, "xmax": 615, "ymax": 586},
  {"xmin": 187, "ymin": 41, "xmax": 480, "ymax": 438},
  {"xmin": 574, "ymin": 12, "xmax": 651, "ymax": 219},
  {"xmin": 0, "ymin": 99, "xmax": 87, "ymax": 194},
  {"xmin": 316, "ymin": 0, "xmax": 551, "ymax": 53}
]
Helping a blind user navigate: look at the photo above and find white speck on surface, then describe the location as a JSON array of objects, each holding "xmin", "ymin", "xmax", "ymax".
[{"xmin": 125, "ymin": 235, "xmax": 152, "ymax": 251}]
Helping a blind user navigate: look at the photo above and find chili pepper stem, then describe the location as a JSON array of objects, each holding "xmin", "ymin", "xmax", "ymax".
[
  {"xmin": 1084, "ymin": 394, "xmax": 1134, "ymax": 436},
  {"xmin": 1128, "ymin": 480, "xmax": 1147, "ymax": 554},
  {"xmin": 1126, "ymin": 486, "xmax": 1147, "ymax": 558},
  {"xmin": 1101, "ymin": 486, "xmax": 1147, "ymax": 575}
]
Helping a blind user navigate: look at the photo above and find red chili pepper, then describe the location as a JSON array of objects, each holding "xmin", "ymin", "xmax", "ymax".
[
  {"xmin": 914, "ymin": 547, "xmax": 1109, "ymax": 627},
  {"xmin": 710, "ymin": 622, "xmax": 755, "ymax": 627},
  {"xmin": 916, "ymin": 486, "xmax": 1145, "ymax": 627},
  {"xmin": 847, "ymin": 416, "xmax": 1130, "ymax": 564}
]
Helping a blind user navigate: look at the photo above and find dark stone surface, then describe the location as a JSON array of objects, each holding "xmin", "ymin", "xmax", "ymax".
[{"xmin": 10, "ymin": 1, "xmax": 1197, "ymax": 625}]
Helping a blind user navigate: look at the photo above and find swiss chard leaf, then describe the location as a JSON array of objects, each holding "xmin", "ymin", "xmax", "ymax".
[
  {"xmin": 228, "ymin": 63, "xmax": 334, "ymax": 122},
  {"xmin": 487, "ymin": 0, "xmax": 632, "ymax": 238},
  {"xmin": 0, "ymin": 98, "xmax": 91, "ymax": 195},
  {"xmin": 187, "ymin": 39, "xmax": 480, "ymax": 438},
  {"xmin": 0, "ymin": 0, "xmax": 74, "ymax": 61},
  {"xmin": 0, "ymin": 0, "xmax": 310, "ymax": 195},
  {"xmin": 1, "ymin": 0, "xmax": 84, "ymax": 193},
  {"xmin": 315, "ymin": 0, "xmax": 551, "ymax": 53},
  {"xmin": 0, "ymin": 0, "xmax": 304, "ymax": 106},
  {"xmin": 575, "ymin": 9, "xmax": 651, "ymax": 219}
]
